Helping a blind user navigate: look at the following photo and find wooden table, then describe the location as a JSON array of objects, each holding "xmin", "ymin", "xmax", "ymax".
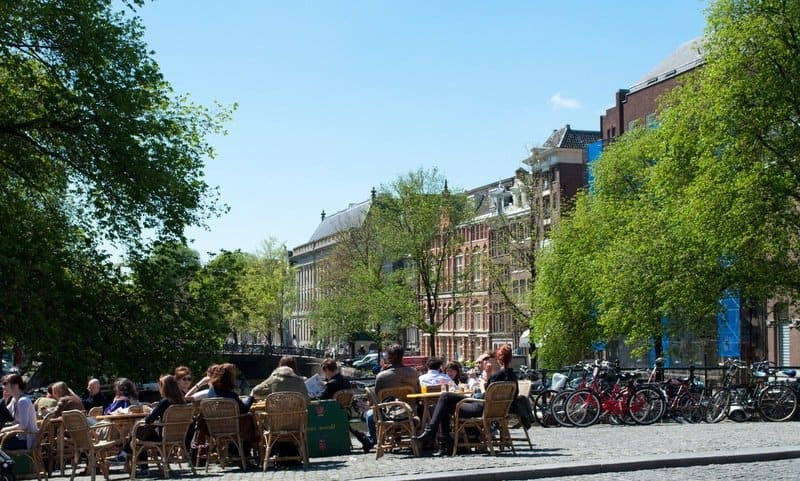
[
  {"xmin": 94, "ymin": 412, "xmax": 148, "ymax": 447},
  {"xmin": 407, "ymin": 390, "xmax": 473, "ymax": 425}
]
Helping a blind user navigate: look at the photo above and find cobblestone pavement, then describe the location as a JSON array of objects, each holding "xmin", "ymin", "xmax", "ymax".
[
  {"xmin": 70, "ymin": 420, "xmax": 799, "ymax": 480},
  {"xmin": 527, "ymin": 458, "xmax": 800, "ymax": 481}
]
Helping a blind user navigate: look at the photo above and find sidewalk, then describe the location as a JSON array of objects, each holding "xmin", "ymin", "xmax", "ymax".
[{"xmin": 69, "ymin": 420, "xmax": 800, "ymax": 480}]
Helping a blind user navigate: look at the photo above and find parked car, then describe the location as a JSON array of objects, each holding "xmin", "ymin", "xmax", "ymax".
[{"xmin": 352, "ymin": 353, "xmax": 379, "ymax": 368}]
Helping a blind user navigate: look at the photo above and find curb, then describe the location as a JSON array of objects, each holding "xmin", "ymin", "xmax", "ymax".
[{"xmin": 360, "ymin": 446, "xmax": 800, "ymax": 481}]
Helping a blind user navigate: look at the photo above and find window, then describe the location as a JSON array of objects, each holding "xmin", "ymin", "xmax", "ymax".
[
  {"xmin": 472, "ymin": 254, "xmax": 482, "ymax": 288},
  {"xmin": 456, "ymin": 309, "xmax": 464, "ymax": 331},
  {"xmin": 473, "ymin": 305, "xmax": 482, "ymax": 331},
  {"xmin": 646, "ymin": 112, "xmax": 658, "ymax": 128},
  {"xmin": 780, "ymin": 324, "xmax": 791, "ymax": 367},
  {"xmin": 512, "ymin": 279, "xmax": 528, "ymax": 302},
  {"xmin": 455, "ymin": 255, "xmax": 464, "ymax": 285}
]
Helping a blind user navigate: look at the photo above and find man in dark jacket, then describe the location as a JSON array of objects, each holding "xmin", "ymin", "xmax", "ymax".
[
  {"xmin": 81, "ymin": 378, "xmax": 108, "ymax": 411},
  {"xmin": 319, "ymin": 359, "xmax": 351, "ymax": 400}
]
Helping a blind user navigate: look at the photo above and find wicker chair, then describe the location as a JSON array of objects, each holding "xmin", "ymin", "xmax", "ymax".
[
  {"xmin": 61, "ymin": 410, "xmax": 116, "ymax": 481},
  {"xmin": 0, "ymin": 416, "xmax": 52, "ymax": 481},
  {"xmin": 130, "ymin": 404, "xmax": 196, "ymax": 478},
  {"xmin": 368, "ymin": 386, "xmax": 420, "ymax": 459},
  {"xmin": 87, "ymin": 407, "xmax": 104, "ymax": 418},
  {"xmin": 333, "ymin": 389, "xmax": 355, "ymax": 414},
  {"xmin": 451, "ymin": 381, "xmax": 517, "ymax": 456},
  {"xmin": 260, "ymin": 392, "xmax": 309, "ymax": 470},
  {"xmin": 199, "ymin": 398, "xmax": 247, "ymax": 471}
]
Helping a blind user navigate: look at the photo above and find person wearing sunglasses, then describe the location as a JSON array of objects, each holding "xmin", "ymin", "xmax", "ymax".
[
  {"xmin": 0, "ymin": 373, "xmax": 37, "ymax": 450},
  {"xmin": 174, "ymin": 366, "xmax": 193, "ymax": 395}
]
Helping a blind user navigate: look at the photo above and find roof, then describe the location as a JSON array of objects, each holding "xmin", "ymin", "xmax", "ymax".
[
  {"xmin": 469, "ymin": 177, "xmax": 516, "ymax": 217},
  {"xmin": 630, "ymin": 36, "xmax": 705, "ymax": 93},
  {"xmin": 307, "ymin": 199, "xmax": 371, "ymax": 243},
  {"xmin": 542, "ymin": 125, "xmax": 601, "ymax": 150}
]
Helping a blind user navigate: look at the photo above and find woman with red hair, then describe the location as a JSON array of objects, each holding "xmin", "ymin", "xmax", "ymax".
[{"xmin": 414, "ymin": 344, "xmax": 518, "ymax": 456}]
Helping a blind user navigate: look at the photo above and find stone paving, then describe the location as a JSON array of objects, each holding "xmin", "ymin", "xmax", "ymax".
[
  {"xmin": 527, "ymin": 458, "xmax": 800, "ymax": 481},
  {"xmin": 67, "ymin": 420, "xmax": 800, "ymax": 480}
]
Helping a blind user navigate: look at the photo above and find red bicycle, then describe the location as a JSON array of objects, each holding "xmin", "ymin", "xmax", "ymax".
[{"xmin": 565, "ymin": 360, "xmax": 666, "ymax": 427}]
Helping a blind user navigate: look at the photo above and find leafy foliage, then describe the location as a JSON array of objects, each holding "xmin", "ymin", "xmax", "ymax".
[
  {"xmin": 532, "ymin": 0, "xmax": 800, "ymax": 367},
  {"xmin": 370, "ymin": 169, "xmax": 475, "ymax": 356},
  {"xmin": 0, "ymin": 1, "xmax": 232, "ymax": 385},
  {"xmin": 311, "ymin": 168, "xmax": 474, "ymax": 356}
]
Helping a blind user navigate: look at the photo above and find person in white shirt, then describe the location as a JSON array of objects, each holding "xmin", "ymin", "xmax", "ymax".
[
  {"xmin": 418, "ymin": 357, "xmax": 452, "ymax": 387},
  {"xmin": 0, "ymin": 373, "xmax": 37, "ymax": 450}
]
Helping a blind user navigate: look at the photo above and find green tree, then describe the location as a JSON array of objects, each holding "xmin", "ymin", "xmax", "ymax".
[
  {"xmin": 241, "ymin": 239, "xmax": 295, "ymax": 345},
  {"xmin": 530, "ymin": 191, "xmax": 600, "ymax": 367},
  {"xmin": 0, "ymin": 0, "xmax": 232, "ymax": 380},
  {"xmin": 370, "ymin": 168, "xmax": 474, "ymax": 357},
  {"xmin": 122, "ymin": 243, "xmax": 228, "ymax": 381},
  {"xmin": 203, "ymin": 250, "xmax": 250, "ymax": 345},
  {"xmin": 532, "ymin": 0, "xmax": 800, "ymax": 366},
  {"xmin": 311, "ymin": 209, "xmax": 417, "ymax": 353}
]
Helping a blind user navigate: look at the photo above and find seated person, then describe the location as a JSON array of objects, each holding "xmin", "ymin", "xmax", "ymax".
[
  {"xmin": 415, "ymin": 345, "xmax": 518, "ymax": 456},
  {"xmin": 445, "ymin": 361, "xmax": 463, "ymax": 387},
  {"xmin": 207, "ymin": 363, "xmax": 254, "ymax": 413},
  {"xmin": 251, "ymin": 356, "xmax": 309, "ymax": 401},
  {"xmin": 353, "ymin": 344, "xmax": 419, "ymax": 454},
  {"xmin": 419, "ymin": 357, "xmax": 452, "ymax": 387},
  {"xmin": 206, "ymin": 363, "xmax": 258, "ymax": 458},
  {"xmin": 319, "ymin": 359, "xmax": 350, "ymax": 400},
  {"xmin": 34, "ymin": 384, "xmax": 58, "ymax": 414},
  {"xmin": 49, "ymin": 381, "xmax": 85, "ymax": 418},
  {"xmin": 82, "ymin": 378, "xmax": 108, "ymax": 411},
  {"xmin": 184, "ymin": 364, "xmax": 216, "ymax": 402},
  {"xmin": 105, "ymin": 378, "xmax": 139, "ymax": 414},
  {"xmin": 117, "ymin": 375, "xmax": 186, "ymax": 476},
  {"xmin": 0, "ymin": 373, "xmax": 37, "ymax": 450}
]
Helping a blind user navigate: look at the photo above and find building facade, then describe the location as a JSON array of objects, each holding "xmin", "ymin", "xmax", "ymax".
[
  {"xmin": 289, "ymin": 200, "xmax": 371, "ymax": 349},
  {"xmin": 421, "ymin": 126, "xmax": 599, "ymax": 362},
  {"xmin": 601, "ymin": 37, "xmax": 704, "ymax": 143}
]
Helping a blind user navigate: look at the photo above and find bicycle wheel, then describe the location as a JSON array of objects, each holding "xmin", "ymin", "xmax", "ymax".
[
  {"xmin": 565, "ymin": 390, "xmax": 601, "ymax": 427},
  {"xmin": 705, "ymin": 389, "xmax": 730, "ymax": 423},
  {"xmin": 676, "ymin": 392, "xmax": 702, "ymax": 423},
  {"xmin": 758, "ymin": 384, "xmax": 798, "ymax": 422},
  {"xmin": 628, "ymin": 386, "xmax": 666, "ymax": 425},
  {"xmin": 551, "ymin": 390, "xmax": 574, "ymax": 427},
  {"xmin": 533, "ymin": 389, "xmax": 559, "ymax": 427}
]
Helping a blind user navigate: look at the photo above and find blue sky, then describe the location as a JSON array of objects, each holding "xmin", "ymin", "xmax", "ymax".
[{"xmin": 135, "ymin": 0, "xmax": 709, "ymax": 258}]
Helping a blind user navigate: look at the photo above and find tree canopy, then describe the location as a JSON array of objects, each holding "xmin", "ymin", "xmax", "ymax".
[
  {"xmin": 532, "ymin": 0, "xmax": 800, "ymax": 368},
  {"xmin": 310, "ymin": 168, "xmax": 474, "ymax": 357},
  {"xmin": 0, "ymin": 0, "xmax": 233, "ymax": 384}
]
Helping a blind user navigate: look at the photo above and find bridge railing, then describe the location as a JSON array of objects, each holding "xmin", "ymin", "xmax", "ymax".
[{"xmin": 222, "ymin": 343, "xmax": 326, "ymax": 359}]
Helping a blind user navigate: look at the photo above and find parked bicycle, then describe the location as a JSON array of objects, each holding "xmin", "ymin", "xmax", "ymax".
[
  {"xmin": 565, "ymin": 359, "xmax": 666, "ymax": 427},
  {"xmin": 533, "ymin": 362, "xmax": 592, "ymax": 427},
  {"xmin": 705, "ymin": 359, "xmax": 798, "ymax": 423},
  {"xmin": 643, "ymin": 358, "xmax": 705, "ymax": 423}
]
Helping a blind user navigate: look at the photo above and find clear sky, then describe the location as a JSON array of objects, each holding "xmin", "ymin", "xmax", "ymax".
[{"xmin": 135, "ymin": 0, "xmax": 710, "ymax": 259}]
